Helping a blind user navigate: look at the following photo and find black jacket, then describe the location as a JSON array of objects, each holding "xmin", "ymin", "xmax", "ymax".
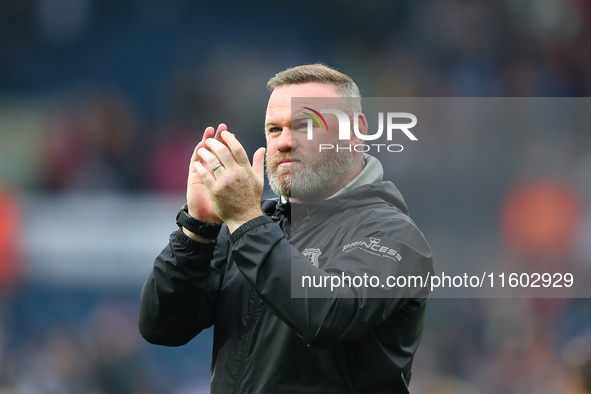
[{"xmin": 139, "ymin": 179, "xmax": 433, "ymax": 394}]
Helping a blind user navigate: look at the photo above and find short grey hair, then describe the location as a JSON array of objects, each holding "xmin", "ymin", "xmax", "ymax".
[{"xmin": 267, "ymin": 63, "xmax": 361, "ymax": 113}]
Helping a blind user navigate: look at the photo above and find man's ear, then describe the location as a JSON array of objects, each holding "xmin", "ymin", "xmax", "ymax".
[{"xmin": 350, "ymin": 113, "xmax": 368, "ymax": 144}]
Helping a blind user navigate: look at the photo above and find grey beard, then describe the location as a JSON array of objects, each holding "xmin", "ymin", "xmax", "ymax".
[
  {"xmin": 267, "ymin": 166, "xmax": 291, "ymax": 197},
  {"xmin": 267, "ymin": 142, "xmax": 352, "ymax": 200}
]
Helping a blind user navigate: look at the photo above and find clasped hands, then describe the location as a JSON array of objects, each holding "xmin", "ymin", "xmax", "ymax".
[{"xmin": 187, "ymin": 124, "xmax": 266, "ymax": 235}]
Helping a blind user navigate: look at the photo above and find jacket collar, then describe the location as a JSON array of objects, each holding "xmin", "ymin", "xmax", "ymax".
[{"xmin": 327, "ymin": 154, "xmax": 383, "ymax": 199}]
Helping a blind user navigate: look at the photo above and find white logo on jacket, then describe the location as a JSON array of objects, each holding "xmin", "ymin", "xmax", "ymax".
[
  {"xmin": 302, "ymin": 248, "xmax": 322, "ymax": 267},
  {"xmin": 342, "ymin": 237, "xmax": 402, "ymax": 262}
]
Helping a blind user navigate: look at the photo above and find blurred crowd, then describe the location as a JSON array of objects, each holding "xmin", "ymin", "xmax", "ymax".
[
  {"xmin": 2, "ymin": 0, "xmax": 591, "ymax": 194},
  {"xmin": 1, "ymin": 0, "xmax": 591, "ymax": 393}
]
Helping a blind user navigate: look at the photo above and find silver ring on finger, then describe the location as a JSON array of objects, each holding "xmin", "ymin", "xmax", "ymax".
[{"xmin": 211, "ymin": 163, "xmax": 224, "ymax": 173}]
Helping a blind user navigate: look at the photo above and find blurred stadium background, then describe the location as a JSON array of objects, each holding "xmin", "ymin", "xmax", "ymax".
[{"xmin": 1, "ymin": 0, "xmax": 591, "ymax": 393}]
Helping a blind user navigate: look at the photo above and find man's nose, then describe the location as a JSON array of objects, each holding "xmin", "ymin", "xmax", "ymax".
[{"xmin": 277, "ymin": 127, "xmax": 297, "ymax": 151}]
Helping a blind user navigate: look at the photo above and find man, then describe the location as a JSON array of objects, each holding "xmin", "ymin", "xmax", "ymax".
[{"xmin": 139, "ymin": 64, "xmax": 433, "ymax": 393}]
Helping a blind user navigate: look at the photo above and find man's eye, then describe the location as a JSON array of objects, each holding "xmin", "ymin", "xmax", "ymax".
[{"xmin": 268, "ymin": 127, "xmax": 281, "ymax": 133}]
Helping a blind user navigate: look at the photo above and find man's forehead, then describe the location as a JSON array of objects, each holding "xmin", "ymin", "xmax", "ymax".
[{"xmin": 266, "ymin": 83, "xmax": 338, "ymax": 119}]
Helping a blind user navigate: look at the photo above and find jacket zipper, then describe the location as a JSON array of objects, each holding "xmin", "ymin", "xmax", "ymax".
[
  {"xmin": 232, "ymin": 290, "xmax": 261, "ymax": 394},
  {"xmin": 232, "ymin": 211, "xmax": 288, "ymax": 393}
]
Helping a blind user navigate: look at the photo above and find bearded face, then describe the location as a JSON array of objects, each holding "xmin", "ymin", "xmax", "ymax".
[
  {"xmin": 266, "ymin": 139, "xmax": 352, "ymax": 200},
  {"xmin": 264, "ymin": 83, "xmax": 361, "ymax": 201}
]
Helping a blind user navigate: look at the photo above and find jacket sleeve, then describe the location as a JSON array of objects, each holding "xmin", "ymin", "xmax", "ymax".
[
  {"xmin": 229, "ymin": 214, "xmax": 433, "ymax": 348},
  {"xmin": 138, "ymin": 227, "xmax": 230, "ymax": 346}
]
